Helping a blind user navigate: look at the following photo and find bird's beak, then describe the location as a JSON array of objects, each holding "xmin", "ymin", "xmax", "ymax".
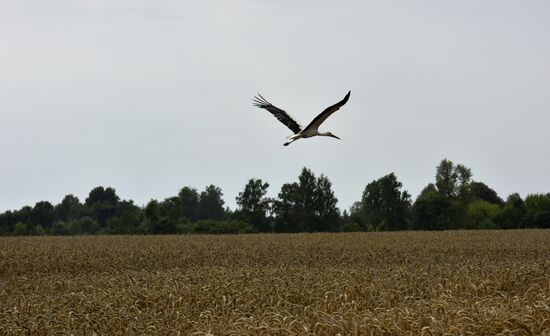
[{"xmin": 331, "ymin": 134, "xmax": 341, "ymax": 140}]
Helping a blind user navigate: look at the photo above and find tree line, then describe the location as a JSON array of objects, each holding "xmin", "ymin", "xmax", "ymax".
[{"xmin": 1, "ymin": 159, "xmax": 549, "ymax": 236}]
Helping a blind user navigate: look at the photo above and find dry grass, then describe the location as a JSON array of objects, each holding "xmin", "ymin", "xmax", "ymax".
[{"xmin": 1, "ymin": 230, "xmax": 549, "ymax": 335}]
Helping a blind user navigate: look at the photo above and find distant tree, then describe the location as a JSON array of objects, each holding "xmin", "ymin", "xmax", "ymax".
[
  {"xmin": 273, "ymin": 168, "xmax": 318, "ymax": 232},
  {"xmin": 435, "ymin": 159, "xmax": 458, "ymax": 198},
  {"xmin": 273, "ymin": 168, "xmax": 340, "ymax": 232},
  {"xmin": 411, "ymin": 159, "xmax": 490, "ymax": 230},
  {"xmin": 66, "ymin": 220, "xmax": 82, "ymax": 235},
  {"xmin": 158, "ymin": 196, "xmax": 181, "ymax": 222},
  {"xmin": 198, "ymin": 185, "xmax": 226, "ymax": 221},
  {"xmin": 411, "ymin": 190, "xmax": 461, "ymax": 230},
  {"xmin": 235, "ymin": 178, "xmax": 271, "ymax": 232},
  {"xmin": 0, "ymin": 211, "xmax": 17, "ymax": 234},
  {"xmin": 86, "ymin": 187, "xmax": 119, "ymax": 206},
  {"xmin": 347, "ymin": 202, "xmax": 364, "ymax": 229},
  {"xmin": 360, "ymin": 173, "xmax": 411, "ymax": 231},
  {"xmin": 85, "ymin": 186, "xmax": 120, "ymax": 226},
  {"xmin": 313, "ymin": 174, "xmax": 340, "ymax": 231},
  {"xmin": 150, "ymin": 217, "xmax": 177, "ymax": 234},
  {"xmin": 417, "ymin": 183, "xmax": 437, "ymax": 200},
  {"xmin": 273, "ymin": 182, "xmax": 301, "ymax": 232},
  {"xmin": 341, "ymin": 209, "xmax": 350, "ymax": 224},
  {"xmin": 466, "ymin": 200, "xmax": 500, "ymax": 229},
  {"xmin": 455, "ymin": 164, "xmax": 473, "ymax": 199},
  {"xmin": 31, "ymin": 201, "xmax": 56, "ymax": 229},
  {"xmin": 297, "ymin": 168, "xmax": 318, "ymax": 230},
  {"xmin": 523, "ymin": 193, "xmax": 550, "ymax": 228},
  {"xmin": 143, "ymin": 199, "xmax": 177, "ymax": 234},
  {"xmin": 178, "ymin": 187, "xmax": 199, "ymax": 222},
  {"xmin": 507, "ymin": 193, "xmax": 523, "ymax": 207},
  {"xmin": 106, "ymin": 200, "xmax": 144, "ymax": 234},
  {"xmin": 495, "ymin": 193, "xmax": 525, "ymax": 229},
  {"xmin": 14, "ymin": 222, "xmax": 28, "ymax": 236},
  {"xmin": 435, "ymin": 159, "xmax": 471, "ymax": 199},
  {"xmin": 51, "ymin": 221, "xmax": 70, "ymax": 235},
  {"xmin": 55, "ymin": 194, "xmax": 82, "ymax": 222},
  {"xmin": 469, "ymin": 182, "xmax": 503, "ymax": 205},
  {"xmin": 14, "ymin": 206, "xmax": 33, "ymax": 231},
  {"xmin": 145, "ymin": 199, "xmax": 160, "ymax": 221},
  {"xmin": 342, "ymin": 222, "xmax": 362, "ymax": 232},
  {"xmin": 30, "ymin": 224, "xmax": 46, "ymax": 236},
  {"xmin": 76, "ymin": 216, "xmax": 99, "ymax": 234},
  {"xmin": 224, "ymin": 206, "xmax": 233, "ymax": 221}
]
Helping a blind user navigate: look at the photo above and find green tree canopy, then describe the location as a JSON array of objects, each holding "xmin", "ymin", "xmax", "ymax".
[
  {"xmin": 411, "ymin": 191, "xmax": 462, "ymax": 230},
  {"xmin": 31, "ymin": 201, "xmax": 56, "ymax": 229},
  {"xmin": 495, "ymin": 193, "xmax": 525, "ymax": 229},
  {"xmin": 313, "ymin": 174, "xmax": 340, "ymax": 232},
  {"xmin": 435, "ymin": 159, "xmax": 472, "ymax": 199},
  {"xmin": 85, "ymin": 187, "xmax": 119, "ymax": 206},
  {"xmin": 0, "ymin": 211, "xmax": 17, "ymax": 234},
  {"xmin": 524, "ymin": 193, "xmax": 550, "ymax": 228},
  {"xmin": 235, "ymin": 178, "xmax": 271, "ymax": 232},
  {"xmin": 55, "ymin": 194, "xmax": 82, "ymax": 222},
  {"xmin": 466, "ymin": 200, "xmax": 500, "ymax": 229},
  {"xmin": 85, "ymin": 186, "xmax": 120, "ymax": 226},
  {"xmin": 107, "ymin": 200, "xmax": 144, "ymax": 234},
  {"xmin": 273, "ymin": 168, "xmax": 339, "ymax": 232},
  {"xmin": 178, "ymin": 187, "xmax": 199, "ymax": 222},
  {"xmin": 273, "ymin": 182, "xmax": 300, "ymax": 232},
  {"xmin": 470, "ymin": 181, "xmax": 503, "ymax": 205},
  {"xmin": 360, "ymin": 173, "xmax": 411, "ymax": 231},
  {"xmin": 198, "ymin": 185, "xmax": 226, "ymax": 221}
]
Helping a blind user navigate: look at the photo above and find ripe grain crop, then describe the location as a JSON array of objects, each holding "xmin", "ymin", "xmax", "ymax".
[{"xmin": 1, "ymin": 230, "xmax": 549, "ymax": 335}]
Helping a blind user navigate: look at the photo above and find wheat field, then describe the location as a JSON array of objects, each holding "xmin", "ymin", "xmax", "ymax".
[{"xmin": 1, "ymin": 230, "xmax": 549, "ymax": 335}]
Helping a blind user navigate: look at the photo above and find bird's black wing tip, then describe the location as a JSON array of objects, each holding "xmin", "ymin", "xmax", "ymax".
[
  {"xmin": 341, "ymin": 90, "xmax": 351, "ymax": 104},
  {"xmin": 252, "ymin": 94, "xmax": 267, "ymax": 107},
  {"xmin": 252, "ymin": 93, "xmax": 270, "ymax": 107}
]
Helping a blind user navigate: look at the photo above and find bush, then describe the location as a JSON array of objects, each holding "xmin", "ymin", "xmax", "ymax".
[
  {"xmin": 67, "ymin": 220, "xmax": 82, "ymax": 235},
  {"xmin": 466, "ymin": 200, "xmax": 500, "ymax": 229},
  {"xmin": 478, "ymin": 218, "xmax": 497, "ymax": 230},
  {"xmin": 134, "ymin": 220, "xmax": 152, "ymax": 234},
  {"xmin": 495, "ymin": 204, "xmax": 524, "ymax": 229},
  {"xmin": 189, "ymin": 220, "xmax": 256, "ymax": 234},
  {"xmin": 78, "ymin": 217, "xmax": 99, "ymax": 234},
  {"xmin": 30, "ymin": 225, "xmax": 46, "ymax": 236},
  {"xmin": 367, "ymin": 223, "xmax": 377, "ymax": 232},
  {"xmin": 51, "ymin": 221, "xmax": 70, "ymax": 235},
  {"xmin": 343, "ymin": 222, "xmax": 362, "ymax": 232},
  {"xmin": 150, "ymin": 217, "xmax": 178, "ymax": 234},
  {"xmin": 225, "ymin": 220, "xmax": 257, "ymax": 234},
  {"xmin": 14, "ymin": 222, "xmax": 28, "ymax": 236}
]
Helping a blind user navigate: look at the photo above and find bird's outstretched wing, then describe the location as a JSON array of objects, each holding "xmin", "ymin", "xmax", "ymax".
[
  {"xmin": 253, "ymin": 94, "xmax": 302, "ymax": 134},
  {"xmin": 303, "ymin": 91, "xmax": 351, "ymax": 132}
]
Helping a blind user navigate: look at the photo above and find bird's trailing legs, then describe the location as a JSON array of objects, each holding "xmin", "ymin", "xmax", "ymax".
[{"xmin": 283, "ymin": 134, "xmax": 301, "ymax": 146}]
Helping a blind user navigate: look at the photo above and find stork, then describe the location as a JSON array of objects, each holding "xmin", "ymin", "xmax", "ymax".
[{"xmin": 253, "ymin": 91, "xmax": 351, "ymax": 146}]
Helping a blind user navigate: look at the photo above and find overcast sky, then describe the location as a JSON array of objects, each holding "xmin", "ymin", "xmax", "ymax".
[{"xmin": 1, "ymin": 0, "xmax": 549, "ymax": 212}]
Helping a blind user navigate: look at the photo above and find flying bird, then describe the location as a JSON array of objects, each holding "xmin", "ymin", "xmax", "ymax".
[{"xmin": 253, "ymin": 91, "xmax": 351, "ymax": 146}]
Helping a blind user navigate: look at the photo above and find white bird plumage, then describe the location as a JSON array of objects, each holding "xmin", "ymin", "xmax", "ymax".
[{"xmin": 253, "ymin": 91, "xmax": 351, "ymax": 146}]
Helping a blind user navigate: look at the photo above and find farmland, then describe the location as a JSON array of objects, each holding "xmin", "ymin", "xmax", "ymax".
[{"xmin": 1, "ymin": 230, "xmax": 549, "ymax": 335}]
